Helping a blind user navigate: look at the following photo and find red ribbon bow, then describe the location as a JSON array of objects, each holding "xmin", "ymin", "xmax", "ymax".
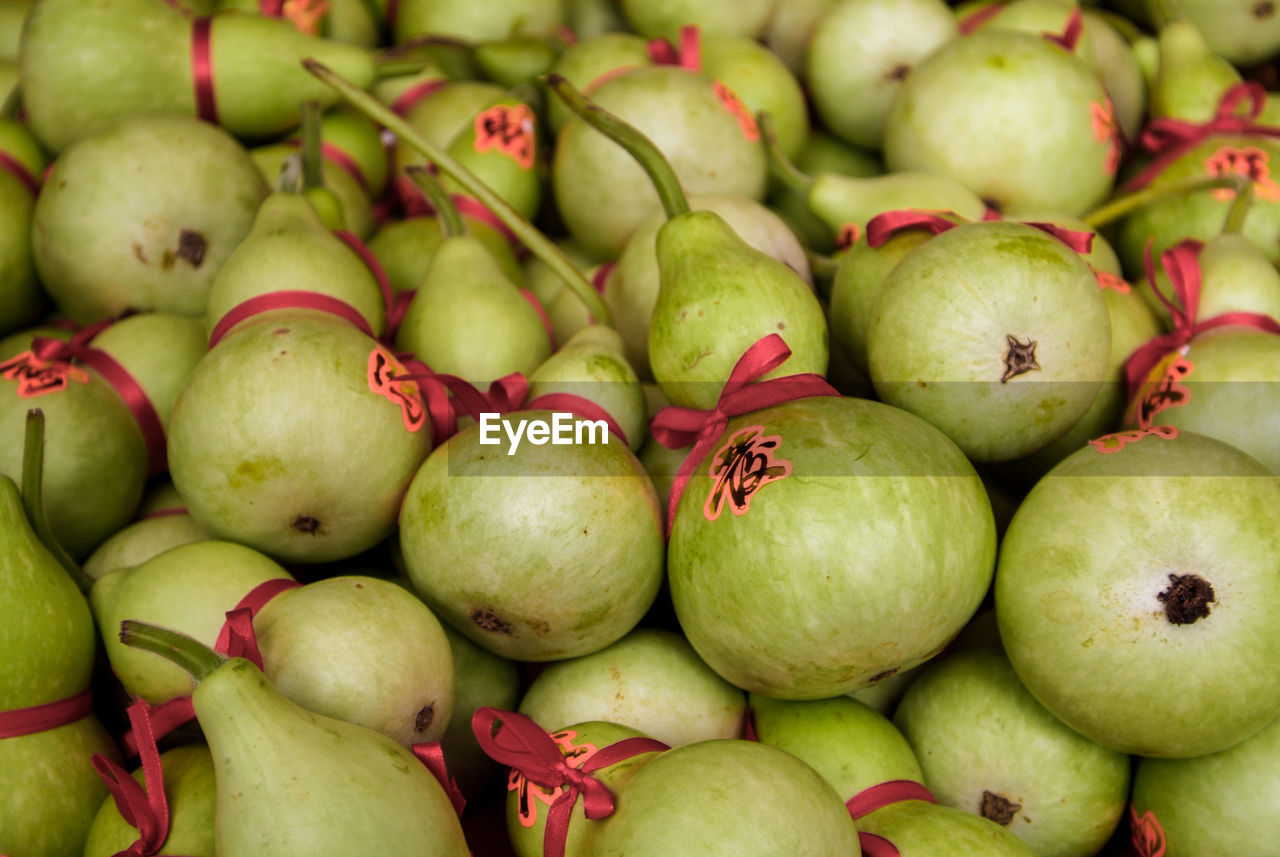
[
  {"xmin": 1123, "ymin": 238, "xmax": 1280, "ymax": 400},
  {"xmin": 864, "ymin": 210, "xmax": 1095, "ymax": 254},
  {"xmin": 1124, "ymin": 82, "xmax": 1280, "ymax": 190},
  {"xmin": 29, "ymin": 321, "xmax": 168, "ymax": 476},
  {"xmin": 471, "ymin": 707, "xmax": 668, "ymax": 857},
  {"xmin": 645, "ymin": 25, "xmax": 701, "ymax": 70},
  {"xmin": 845, "ymin": 780, "xmax": 937, "ymax": 857},
  {"xmin": 649, "ymin": 333, "xmax": 840, "ymax": 533}
]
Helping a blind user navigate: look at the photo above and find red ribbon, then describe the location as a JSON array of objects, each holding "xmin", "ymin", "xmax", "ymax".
[
  {"xmin": 1123, "ymin": 238, "xmax": 1280, "ymax": 400},
  {"xmin": 649, "ymin": 333, "xmax": 841, "ymax": 533},
  {"xmin": 1042, "ymin": 7, "xmax": 1083, "ymax": 52},
  {"xmin": 410, "ymin": 741, "xmax": 467, "ymax": 817},
  {"xmin": 207, "ymin": 290, "xmax": 376, "ymax": 347},
  {"xmin": 190, "ymin": 17, "xmax": 217, "ymax": 124},
  {"xmin": 392, "ymin": 175, "xmax": 524, "ymax": 253},
  {"xmin": 333, "ymin": 229, "xmax": 396, "ymax": 328},
  {"xmin": 1123, "ymin": 82, "xmax": 1280, "ymax": 190},
  {"xmin": 0, "ymin": 688, "xmax": 93, "ymax": 739},
  {"xmin": 31, "ymin": 322, "xmax": 168, "ymax": 476},
  {"xmin": 138, "ymin": 506, "xmax": 189, "ymax": 520},
  {"xmin": 958, "ymin": 2, "xmax": 1004, "ymax": 35},
  {"xmin": 471, "ymin": 707, "xmax": 668, "ymax": 857},
  {"xmin": 864, "ymin": 210, "xmax": 1095, "ymax": 254},
  {"xmin": 390, "ymin": 78, "xmax": 448, "ymax": 118},
  {"xmin": 519, "ymin": 288, "xmax": 557, "ymax": 351},
  {"xmin": 645, "ymin": 25, "xmax": 701, "ymax": 71},
  {"xmin": 0, "ymin": 150, "xmax": 40, "ymax": 197},
  {"xmin": 846, "ymin": 780, "xmax": 937, "ymax": 857},
  {"xmin": 258, "ymin": 0, "xmax": 284, "ymax": 14}
]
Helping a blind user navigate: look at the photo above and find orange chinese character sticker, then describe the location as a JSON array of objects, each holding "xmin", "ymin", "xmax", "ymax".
[
  {"xmin": 474, "ymin": 104, "xmax": 537, "ymax": 171},
  {"xmin": 704, "ymin": 425, "xmax": 792, "ymax": 522},
  {"xmin": 282, "ymin": 0, "xmax": 328, "ymax": 34},
  {"xmin": 1090, "ymin": 99, "xmax": 1121, "ymax": 175},
  {"xmin": 1130, "ymin": 807, "xmax": 1167, "ymax": 857},
  {"xmin": 1089, "ymin": 425, "xmax": 1179, "ymax": 454},
  {"xmin": 507, "ymin": 729, "xmax": 599, "ymax": 828},
  {"xmin": 1094, "ymin": 269, "xmax": 1130, "ymax": 293},
  {"xmin": 1125, "ymin": 350, "xmax": 1193, "ymax": 430},
  {"xmin": 0, "ymin": 351, "xmax": 89, "ymax": 398},
  {"xmin": 367, "ymin": 348, "xmax": 426, "ymax": 433},
  {"xmin": 1206, "ymin": 145, "xmax": 1280, "ymax": 202},
  {"xmin": 712, "ymin": 80, "xmax": 760, "ymax": 143}
]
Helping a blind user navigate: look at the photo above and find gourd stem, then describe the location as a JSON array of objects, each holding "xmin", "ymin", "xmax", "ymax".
[
  {"xmin": 299, "ymin": 100, "xmax": 325, "ymax": 192},
  {"xmin": 1222, "ymin": 179, "xmax": 1254, "ymax": 234},
  {"xmin": 759, "ymin": 111, "xmax": 812, "ymax": 197},
  {"xmin": 406, "ymin": 166, "xmax": 465, "ymax": 238},
  {"xmin": 118, "ymin": 620, "xmax": 225, "ymax": 684},
  {"xmin": 303, "ymin": 60, "xmax": 612, "ymax": 326},
  {"xmin": 1082, "ymin": 174, "xmax": 1250, "ymax": 228},
  {"xmin": 21, "ymin": 409, "xmax": 92, "ymax": 595},
  {"xmin": 543, "ymin": 73, "xmax": 691, "ymax": 220}
]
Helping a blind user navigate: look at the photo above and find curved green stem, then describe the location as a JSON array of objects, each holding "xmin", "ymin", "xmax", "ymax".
[
  {"xmin": 759, "ymin": 111, "xmax": 812, "ymax": 197},
  {"xmin": 119, "ymin": 620, "xmax": 225, "ymax": 684},
  {"xmin": 21, "ymin": 409, "xmax": 92, "ymax": 595},
  {"xmin": 373, "ymin": 35, "xmax": 472, "ymax": 79},
  {"xmin": 406, "ymin": 165, "xmax": 465, "ymax": 238},
  {"xmin": 1082, "ymin": 174, "xmax": 1250, "ymax": 228},
  {"xmin": 1222, "ymin": 178, "xmax": 1254, "ymax": 233},
  {"xmin": 300, "ymin": 100, "xmax": 325, "ymax": 192},
  {"xmin": 303, "ymin": 59, "xmax": 612, "ymax": 327},
  {"xmin": 543, "ymin": 73, "xmax": 690, "ymax": 220}
]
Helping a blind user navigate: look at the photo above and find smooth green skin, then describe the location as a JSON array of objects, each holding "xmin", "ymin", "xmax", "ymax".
[
  {"xmin": 582, "ymin": 739, "xmax": 861, "ymax": 856},
  {"xmin": 528, "ymin": 325, "xmax": 648, "ymax": 452},
  {"xmin": 20, "ymin": 0, "xmax": 375, "ymax": 153},
  {"xmin": 808, "ymin": 172, "xmax": 987, "ymax": 242},
  {"xmin": 619, "ymin": 0, "xmax": 773, "ymax": 41},
  {"xmin": 637, "ymin": 434, "xmax": 684, "ymax": 515},
  {"xmin": 650, "ymin": 210, "xmax": 827, "ymax": 410},
  {"xmin": 0, "ymin": 476, "xmax": 94, "ymax": 709},
  {"xmin": 701, "ymin": 34, "xmax": 809, "ymax": 159},
  {"xmin": 0, "ymin": 365, "xmax": 148, "ymax": 559},
  {"xmin": 168, "ymin": 314, "xmax": 431, "ymax": 562},
  {"xmin": 1133, "ymin": 329, "xmax": 1280, "ymax": 474},
  {"xmin": 762, "ymin": 0, "xmax": 836, "ymax": 77},
  {"xmin": 321, "ymin": 0, "xmax": 381, "ymax": 46},
  {"xmin": 610, "ymin": 195, "xmax": 812, "ymax": 383},
  {"xmin": 393, "ymin": 0, "xmax": 563, "ymax": 42},
  {"xmin": 669, "ymin": 397, "xmax": 996, "ymax": 699},
  {"xmin": 0, "ymin": 58, "xmax": 16, "ymax": 113},
  {"xmin": 524, "ymin": 240, "xmax": 598, "ymax": 345},
  {"xmin": 90, "ymin": 313, "xmax": 208, "ymax": 434},
  {"xmin": 1008, "ymin": 210, "xmax": 1122, "ymax": 275},
  {"xmin": 519, "ymin": 628, "xmax": 745, "ymax": 747},
  {"xmin": 1131, "ymin": 711, "xmax": 1280, "ymax": 857},
  {"xmin": 1084, "ymin": 10, "xmax": 1147, "ymax": 143},
  {"xmin": 545, "ymin": 33, "xmax": 651, "ymax": 132},
  {"xmin": 552, "ymin": 67, "xmax": 768, "ymax": 260},
  {"xmin": 1176, "ymin": 0, "xmax": 1280, "ymax": 66},
  {"xmin": 884, "ymin": 30, "xmax": 1116, "ymax": 217},
  {"xmin": 807, "ymin": 0, "xmax": 956, "ymax": 150},
  {"xmin": 82, "ymin": 512, "xmax": 212, "ymax": 581},
  {"xmin": 437, "ymin": 623, "xmax": 521, "ymax": 797},
  {"xmin": 506, "ymin": 720, "xmax": 661, "ymax": 857},
  {"xmin": 0, "ymin": 715, "xmax": 117, "ymax": 857},
  {"xmin": 768, "ymin": 130, "xmax": 882, "ymax": 255},
  {"xmin": 748, "ymin": 694, "xmax": 924, "ymax": 799},
  {"xmin": 83, "ymin": 744, "xmax": 216, "ymax": 857},
  {"xmin": 995, "ymin": 431, "xmax": 1280, "ymax": 758},
  {"xmin": 1116, "ymin": 136, "xmax": 1280, "ymax": 272},
  {"xmin": 1138, "ymin": 232, "xmax": 1280, "ymax": 328},
  {"xmin": 254, "ymin": 575, "xmax": 456, "ymax": 746},
  {"xmin": 394, "ymin": 235, "xmax": 551, "ymax": 386},
  {"xmin": 894, "ymin": 649, "xmax": 1130, "ymax": 857},
  {"xmin": 1149, "ymin": 19, "xmax": 1242, "ymax": 122},
  {"xmin": 475, "ymin": 36, "xmax": 558, "ymax": 88},
  {"xmin": 867, "ymin": 222, "xmax": 1112, "ymax": 463},
  {"xmin": 858, "ymin": 801, "xmax": 1040, "ymax": 857},
  {"xmin": 205, "ymin": 192, "xmax": 386, "ymax": 339},
  {"xmin": 965, "ymin": 0, "xmax": 1099, "ymax": 67},
  {"xmin": 33, "ymin": 116, "xmax": 268, "ymax": 322},
  {"xmin": 1008, "ymin": 284, "xmax": 1161, "ymax": 482},
  {"xmin": 250, "ymin": 144, "xmax": 375, "ymax": 239},
  {"xmin": 369, "ymin": 216, "xmax": 524, "ymax": 297},
  {"xmin": 847, "ymin": 665, "xmax": 923, "ymax": 715},
  {"xmin": 564, "ymin": 0, "xmax": 625, "ymax": 37},
  {"xmin": 0, "ymin": 0, "xmax": 32, "ymax": 58},
  {"xmin": 91, "ymin": 540, "xmax": 295, "ymax": 702},
  {"xmin": 399, "ymin": 412, "xmax": 665, "ymax": 662},
  {"xmin": 0, "ymin": 169, "xmax": 43, "ymax": 336},
  {"xmin": 192, "ymin": 657, "xmax": 470, "ymax": 857}
]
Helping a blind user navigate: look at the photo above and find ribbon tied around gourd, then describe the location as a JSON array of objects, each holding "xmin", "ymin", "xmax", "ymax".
[{"xmin": 862, "ymin": 210, "xmax": 1095, "ymax": 254}]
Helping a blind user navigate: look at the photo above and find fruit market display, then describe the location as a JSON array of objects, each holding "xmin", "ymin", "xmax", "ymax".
[{"xmin": 6, "ymin": 0, "xmax": 1280, "ymax": 855}]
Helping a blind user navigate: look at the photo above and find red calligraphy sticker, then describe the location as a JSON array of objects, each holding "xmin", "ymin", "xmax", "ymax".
[
  {"xmin": 837, "ymin": 222, "xmax": 862, "ymax": 250},
  {"xmin": 1125, "ymin": 350, "xmax": 1193, "ymax": 429},
  {"xmin": 507, "ymin": 729, "xmax": 599, "ymax": 828},
  {"xmin": 1206, "ymin": 146, "xmax": 1280, "ymax": 202},
  {"xmin": 367, "ymin": 348, "xmax": 426, "ymax": 433},
  {"xmin": 1088, "ymin": 425, "xmax": 1179, "ymax": 454},
  {"xmin": 1090, "ymin": 99, "xmax": 1121, "ymax": 175},
  {"xmin": 704, "ymin": 425, "xmax": 792, "ymax": 522},
  {"xmin": 0, "ymin": 351, "xmax": 89, "ymax": 398},
  {"xmin": 712, "ymin": 80, "xmax": 760, "ymax": 143},
  {"xmin": 474, "ymin": 104, "xmax": 537, "ymax": 171},
  {"xmin": 1130, "ymin": 807, "xmax": 1168, "ymax": 857},
  {"xmin": 1094, "ymin": 269, "xmax": 1131, "ymax": 293},
  {"xmin": 282, "ymin": 0, "xmax": 328, "ymax": 33}
]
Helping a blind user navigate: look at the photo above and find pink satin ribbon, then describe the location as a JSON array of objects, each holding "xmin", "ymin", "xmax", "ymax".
[
  {"xmin": 471, "ymin": 707, "xmax": 667, "ymax": 857},
  {"xmin": 645, "ymin": 25, "xmax": 701, "ymax": 70},
  {"xmin": 958, "ymin": 2, "xmax": 1004, "ymax": 35},
  {"xmin": 519, "ymin": 289, "xmax": 557, "ymax": 351},
  {"xmin": 0, "ymin": 688, "xmax": 93, "ymax": 739},
  {"xmin": 191, "ymin": 17, "xmax": 217, "ymax": 124},
  {"xmin": 207, "ymin": 290, "xmax": 377, "ymax": 347},
  {"xmin": 410, "ymin": 741, "xmax": 467, "ymax": 817},
  {"xmin": 1043, "ymin": 8, "xmax": 1083, "ymax": 52},
  {"xmin": 390, "ymin": 78, "xmax": 448, "ymax": 118},
  {"xmin": 0, "ymin": 150, "xmax": 40, "ymax": 197},
  {"xmin": 864, "ymin": 209, "xmax": 1095, "ymax": 255},
  {"xmin": 31, "ymin": 322, "xmax": 168, "ymax": 476},
  {"xmin": 1124, "ymin": 82, "xmax": 1280, "ymax": 190},
  {"xmin": 333, "ymin": 229, "xmax": 395, "ymax": 324},
  {"xmin": 846, "ymin": 780, "xmax": 937, "ymax": 857},
  {"xmin": 649, "ymin": 333, "xmax": 841, "ymax": 533},
  {"xmin": 1124, "ymin": 238, "xmax": 1280, "ymax": 400}
]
